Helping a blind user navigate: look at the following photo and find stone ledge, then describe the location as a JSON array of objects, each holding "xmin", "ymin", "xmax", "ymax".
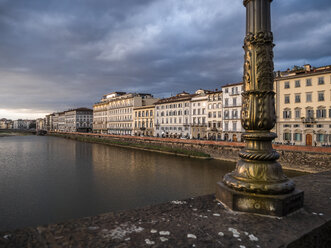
[{"xmin": 1, "ymin": 172, "xmax": 330, "ymax": 248}]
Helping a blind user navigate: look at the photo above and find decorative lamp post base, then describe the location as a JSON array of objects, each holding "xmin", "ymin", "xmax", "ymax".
[
  {"xmin": 216, "ymin": 182, "xmax": 304, "ymax": 217},
  {"xmin": 215, "ymin": 0, "xmax": 304, "ymax": 217}
]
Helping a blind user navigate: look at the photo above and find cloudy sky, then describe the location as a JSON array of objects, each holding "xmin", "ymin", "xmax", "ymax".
[{"xmin": 0, "ymin": 0, "xmax": 330, "ymax": 119}]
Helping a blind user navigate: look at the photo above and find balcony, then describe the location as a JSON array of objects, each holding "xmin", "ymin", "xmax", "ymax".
[
  {"xmin": 191, "ymin": 123, "xmax": 207, "ymax": 127},
  {"xmin": 301, "ymin": 117, "xmax": 317, "ymax": 124}
]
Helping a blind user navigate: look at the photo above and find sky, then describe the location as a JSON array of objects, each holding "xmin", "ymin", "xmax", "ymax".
[{"xmin": 0, "ymin": 0, "xmax": 330, "ymax": 120}]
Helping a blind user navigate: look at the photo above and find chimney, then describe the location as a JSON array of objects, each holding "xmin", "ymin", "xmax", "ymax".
[{"xmin": 304, "ymin": 64, "xmax": 311, "ymax": 72}]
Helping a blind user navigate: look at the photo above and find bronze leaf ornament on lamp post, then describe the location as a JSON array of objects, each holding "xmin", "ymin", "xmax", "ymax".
[{"xmin": 216, "ymin": 0, "xmax": 304, "ymax": 216}]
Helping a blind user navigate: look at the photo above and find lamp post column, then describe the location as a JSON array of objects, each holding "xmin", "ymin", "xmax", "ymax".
[{"xmin": 216, "ymin": 0, "xmax": 304, "ymax": 216}]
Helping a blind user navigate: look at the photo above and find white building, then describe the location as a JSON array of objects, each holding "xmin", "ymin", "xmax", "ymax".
[
  {"xmin": 190, "ymin": 89, "xmax": 210, "ymax": 139},
  {"xmin": 222, "ymin": 82, "xmax": 244, "ymax": 142},
  {"xmin": 65, "ymin": 108, "xmax": 93, "ymax": 133},
  {"xmin": 154, "ymin": 92, "xmax": 192, "ymax": 138},
  {"xmin": 206, "ymin": 89, "xmax": 223, "ymax": 140}
]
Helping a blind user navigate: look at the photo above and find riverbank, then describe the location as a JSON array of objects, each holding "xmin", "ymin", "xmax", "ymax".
[
  {"xmin": 49, "ymin": 132, "xmax": 331, "ymax": 173},
  {"xmin": 49, "ymin": 133, "xmax": 212, "ymax": 159},
  {"xmin": 1, "ymin": 171, "xmax": 330, "ymax": 247},
  {"xmin": 0, "ymin": 130, "xmax": 32, "ymax": 137}
]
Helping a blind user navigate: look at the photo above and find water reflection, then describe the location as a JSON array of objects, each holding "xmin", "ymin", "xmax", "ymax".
[{"xmin": 0, "ymin": 136, "xmax": 306, "ymax": 231}]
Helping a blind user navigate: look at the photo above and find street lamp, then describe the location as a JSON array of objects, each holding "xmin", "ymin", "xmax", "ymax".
[{"xmin": 216, "ymin": 0, "xmax": 304, "ymax": 216}]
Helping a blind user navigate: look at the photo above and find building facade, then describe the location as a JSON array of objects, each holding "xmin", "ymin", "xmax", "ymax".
[
  {"xmin": 190, "ymin": 90, "xmax": 210, "ymax": 139},
  {"xmin": 206, "ymin": 90, "xmax": 223, "ymax": 140},
  {"xmin": 93, "ymin": 101, "xmax": 108, "ymax": 134},
  {"xmin": 36, "ymin": 118, "xmax": 45, "ymax": 131},
  {"xmin": 97, "ymin": 92, "xmax": 157, "ymax": 135},
  {"xmin": 133, "ymin": 105, "xmax": 155, "ymax": 136},
  {"xmin": 222, "ymin": 82, "xmax": 244, "ymax": 142},
  {"xmin": 65, "ymin": 108, "xmax": 93, "ymax": 133},
  {"xmin": 154, "ymin": 92, "xmax": 192, "ymax": 138},
  {"xmin": 0, "ymin": 118, "xmax": 13, "ymax": 129},
  {"xmin": 274, "ymin": 64, "xmax": 331, "ymax": 146},
  {"xmin": 58, "ymin": 112, "xmax": 66, "ymax": 132}
]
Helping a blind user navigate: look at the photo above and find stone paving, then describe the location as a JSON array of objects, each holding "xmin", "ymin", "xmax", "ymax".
[{"xmin": 0, "ymin": 172, "xmax": 330, "ymax": 247}]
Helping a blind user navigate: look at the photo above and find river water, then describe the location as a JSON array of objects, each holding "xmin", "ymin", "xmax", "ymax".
[{"xmin": 0, "ymin": 136, "xmax": 306, "ymax": 231}]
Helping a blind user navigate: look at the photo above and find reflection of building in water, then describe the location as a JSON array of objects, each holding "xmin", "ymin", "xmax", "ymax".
[{"xmin": 274, "ymin": 64, "xmax": 331, "ymax": 146}]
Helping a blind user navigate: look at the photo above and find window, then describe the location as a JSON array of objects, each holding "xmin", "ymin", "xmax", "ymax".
[
  {"xmin": 318, "ymin": 77, "xmax": 324, "ymax": 85},
  {"xmin": 306, "ymin": 109, "xmax": 314, "ymax": 118},
  {"xmin": 225, "ymin": 89, "xmax": 228, "ymax": 93},
  {"xmin": 284, "ymin": 81, "xmax": 290, "ymax": 88},
  {"xmin": 295, "ymin": 109, "xmax": 301, "ymax": 118},
  {"xmin": 306, "ymin": 92, "xmax": 312, "ymax": 102},
  {"xmin": 295, "ymin": 80, "xmax": 300, "ymax": 87},
  {"xmin": 283, "ymin": 109, "xmax": 291, "ymax": 119},
  {"xmin": 284, "ymin": 95, "xmax": 290, "ymax": 104},
  {"xmin": 317, "ymin": 134, "xmax": 325, "ymax": 142},
  {"xmin": 233, "ymin": 98, "xmax": 237, "ymax": 106},
  {"xmin": 329, "ymin": 108, "xmax": 331, "ymax": 118},
  {"xmin": 224, "ymin": 122, "xmax": 228, "ymax": 131},
  {"xmin": 294, "ymin": 133, "xmax": 302, "ymax": 142},
  {"xmin": 306, "ymin": 78, "xmax": 312, "ymax": 86},
  {"xmin": 218, "ymin": 111, "xmax": 222, "ymax": 118},
  {"xmin": 233, "ymin": 122, "xmax": 237, "ymax": 131},
  {"xmin": 318, "ymin": 91, "xmax": 325, "ymax": 101},
  {"xmin": 224, "ymin": 111, "xmax": 229, "ymax": 119},
  {"xmin": 316, "ymin": 109, "xmax": 326, "ymax": 118},
  {"xmin": 283, "ymin": 133, "xmax": 291, "ymax": 141},
  {"xmin": 232, "ymin": 110, "xmax": 238, "ymax": 119},
  {"xmin": 317, "ymin": 124, "xmax": 323, "ymax": 128},
  {"xmin": 225, "ymin": 99, "xmax": 229, "ymax": 107},
  {"xmin": 295, "ymin": 94, "xmax": 301, "ymax": 103}
]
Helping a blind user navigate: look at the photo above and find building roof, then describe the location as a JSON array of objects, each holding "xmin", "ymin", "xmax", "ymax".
[
  {"xmin": 275, "ymin": 64, "xmax": 331, "ymax": 80},
  {"xmin": 133, "ymin": 105, "xmax": 155, "ymax": 110},
  {"xmin": 154, "ymin": 92, "xmax": 196, "ymax": 104},
  {"xmin": 222, "ymin": 82, "xmax": 243, "ymax": 88}
]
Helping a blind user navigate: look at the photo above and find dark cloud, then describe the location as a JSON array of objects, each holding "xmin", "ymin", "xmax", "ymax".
[{"xmin": 0, "ymin": 0, "xmax": 330, "ymax": 119}]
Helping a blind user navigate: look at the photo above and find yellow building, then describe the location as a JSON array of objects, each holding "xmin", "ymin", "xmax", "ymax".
[
  {"xmin": 93, "ymin": 101, "xmax": 108, "ymax": 133},
  {"xmin": 133, "ymin": 105, "xmax": 155, "ymax": 136},
  {"xmin": 274, "ymin": 64, "xmax": 331, "ymax": 146}
]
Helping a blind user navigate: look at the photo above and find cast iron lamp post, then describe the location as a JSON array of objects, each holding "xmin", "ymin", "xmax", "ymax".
[{"xmin": 216, "ymin": 0, "xmax": 304, "ymax": 216}]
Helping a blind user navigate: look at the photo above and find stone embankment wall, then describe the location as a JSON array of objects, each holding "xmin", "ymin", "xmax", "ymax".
[{"xmin": 50, "ymin": 132, "xmax": 331, "ymax": 173}]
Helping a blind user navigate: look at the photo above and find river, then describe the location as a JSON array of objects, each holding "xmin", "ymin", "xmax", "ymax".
[{"xmin": 0, "ymin": 135, "xmax": 306, "ymax": 231}]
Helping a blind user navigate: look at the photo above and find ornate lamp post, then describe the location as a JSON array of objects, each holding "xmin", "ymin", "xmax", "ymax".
[{"xmin": 216, "ymin": 0, "xmax": 304, "ymax": 216}]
